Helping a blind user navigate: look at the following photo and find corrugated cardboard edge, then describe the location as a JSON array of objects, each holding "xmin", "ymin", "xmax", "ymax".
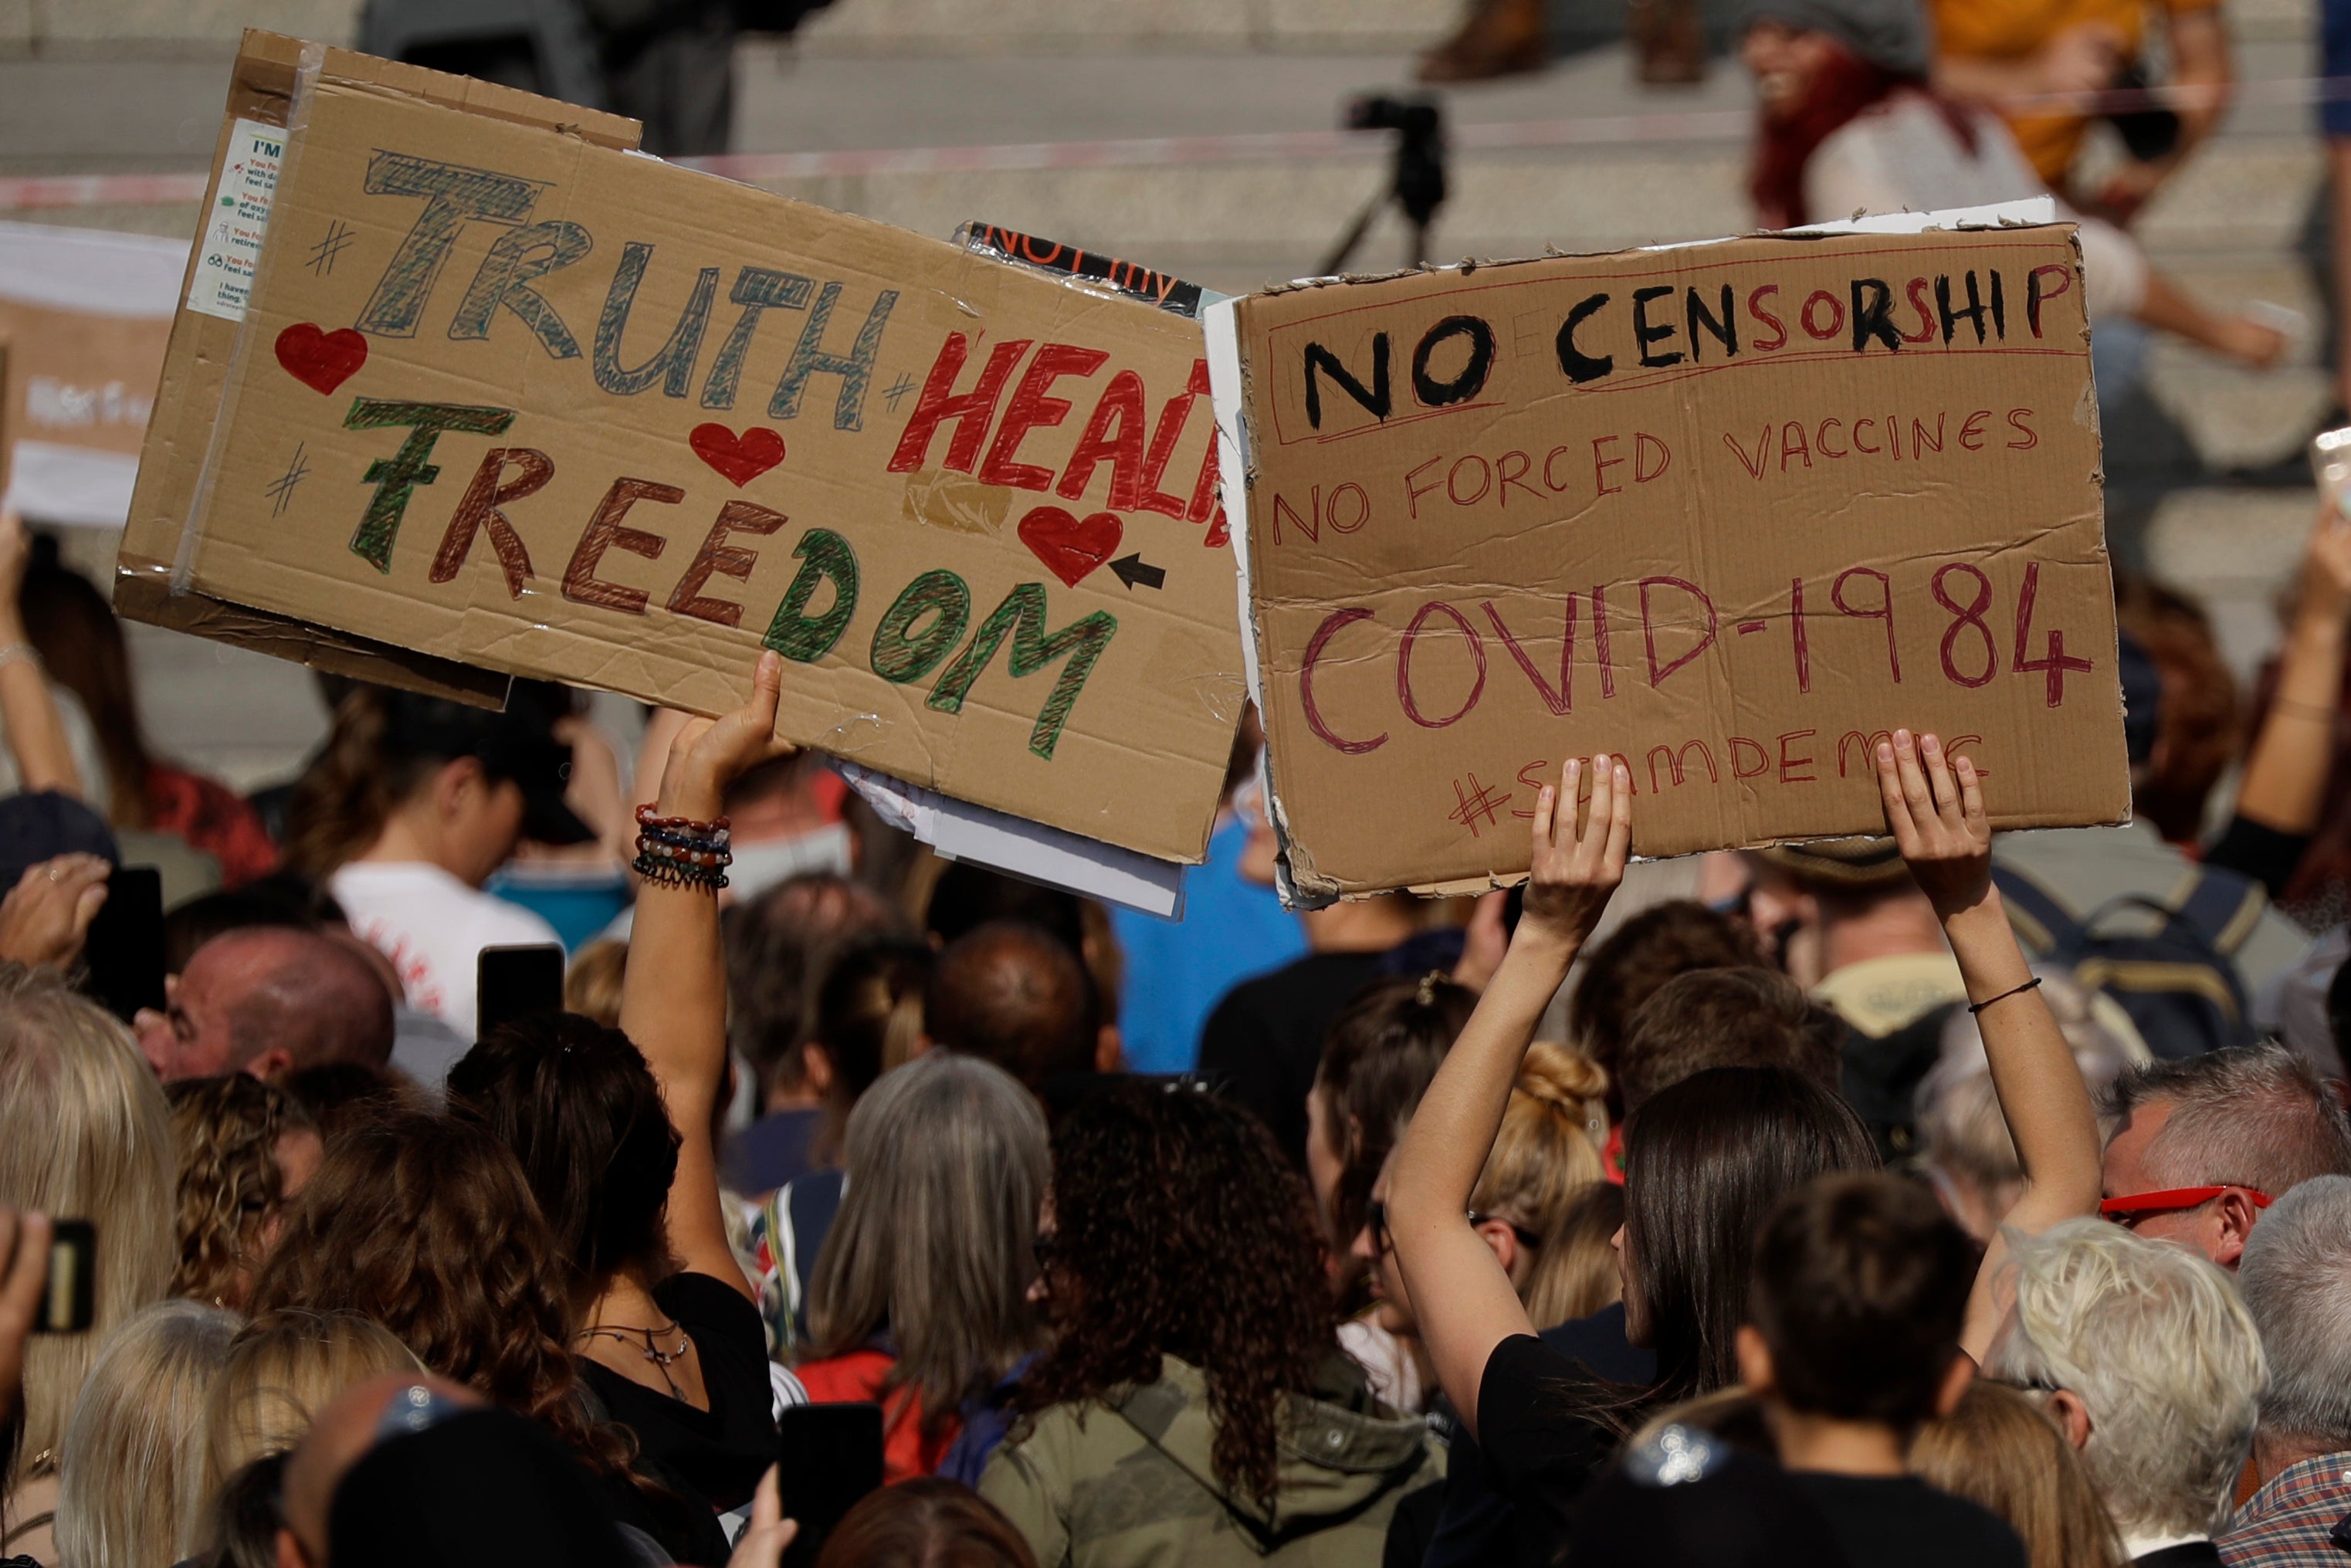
[
  {"xmin": 1216, "ymin": 202, "xmax": 2124, "ymax": 906},
  {"xmin": 113, "ymin": 30, "xmax": 642, "ymax": 708}
]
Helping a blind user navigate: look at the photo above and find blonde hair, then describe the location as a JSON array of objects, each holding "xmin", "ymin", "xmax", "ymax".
[
  {"xmin": 203, "ymin": 1309, "xmax": 422, "ymax": 1499},
  {"xmin": 0, "ymin": 966, "xmax": 174, "ymax": 1500},
  {"xmin": 563, "ymin": 940, "xmax": 628, "ymax": 1029},
  {"xmin": 1468, "ymin": 1042, "xmax": 1611, "ymax": 1326},
  {"xmin": 54, "ymin": 1299, "xmax": 239, "ymax": 1568},
  {"xmin": 1911, "ymin": 1380, "xmax": 2126, "ymax": 1568}
]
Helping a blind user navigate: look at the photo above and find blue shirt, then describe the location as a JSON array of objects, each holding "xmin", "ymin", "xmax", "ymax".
[{"xmin": 1110, "ymin": 817, "xmax": 1306, "ymax": 1074}]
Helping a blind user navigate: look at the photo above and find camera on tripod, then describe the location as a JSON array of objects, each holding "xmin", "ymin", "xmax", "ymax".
[{"xmin": 1323, "ymin": 93, "xmax": 1448, "ymax": 275}]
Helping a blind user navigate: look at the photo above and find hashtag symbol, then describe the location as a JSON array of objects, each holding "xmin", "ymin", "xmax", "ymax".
[
  {"xmin": 264, "ymin": 444, "xmax": 311, "ymax": 518},
  {"xmin": 1448, "ymin": 773, "xmax": 1509, "ymax": 838},
  {"xmin": 881, "ymin": 373, "xmax": 919, "ymax": 411},
  {"xmin": 306, "ymin": 220, "xmax": 355, "ymax": 277}
]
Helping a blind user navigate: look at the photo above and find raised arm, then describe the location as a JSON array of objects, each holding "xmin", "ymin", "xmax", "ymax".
[
  {"xmin": 1873, "ymin": 730, "xmax": 2101, "ymax": 1362},
  {"xmin": 2231, "ymin": 510, "xmax": 2351, "ymax": 840},
  {"xmin": 1388, "ymin": 754, "xmax": 1630, "ymax": 1439},
  {"xmin": 0, "ymin": 513, "xmax": 82, "ymax": 799},
  {"xmin": 620, "ymin": 651, "xmax": 794, "ymax": 1300}
]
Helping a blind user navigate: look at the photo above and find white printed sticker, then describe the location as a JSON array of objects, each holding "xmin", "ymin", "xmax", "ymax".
[{"xmin": 185, "ymin": 119, "xmax": 286, "ymax": 322}]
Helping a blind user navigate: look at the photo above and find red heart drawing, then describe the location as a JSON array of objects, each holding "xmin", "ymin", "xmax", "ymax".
[
  {"xmin": 1017, "ymin": 505, "xmax": 1123, "ymax": 588},
  {"xmin": 274, "ymin": 323, "xmax": 368, "ymax": 395},
  {"xmin": 689, "ymin": 423, "xmax": 787, "ymax": 487}
]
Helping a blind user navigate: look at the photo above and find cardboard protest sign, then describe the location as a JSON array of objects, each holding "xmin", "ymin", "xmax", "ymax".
[
  {"xmin": 1205, "ymin": 225, "xmax": 2128, "ymax": 900},
  {"xmin": 126, "ymin": 33, "xmax": 1242, "ymax": 865},
  {"xmin": 0, "ymin": 222, "xmax": 183, "ymax": 527}
]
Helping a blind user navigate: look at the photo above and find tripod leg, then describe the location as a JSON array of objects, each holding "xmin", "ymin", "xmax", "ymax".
[{"xmin": 1319, "ymin": 192, "xmax": 1390, "ymax": 276}]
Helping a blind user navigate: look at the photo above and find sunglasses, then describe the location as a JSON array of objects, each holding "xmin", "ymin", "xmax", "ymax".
[
  {"xmin": 2099, "ymin": 1185, "xmax": 2273, "ymax": 1228},
  {"xmin": 1365, "ymin": 1200, "xmax": 1542, "ymax": 1253}
]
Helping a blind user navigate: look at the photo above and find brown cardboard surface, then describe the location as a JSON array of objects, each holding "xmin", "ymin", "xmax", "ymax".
[
  {"xmin": 1221, "ymin": 227, "xmax": 2128, "ymax": 899},
  {"xmin": 132, "ymin": 36, "xmax": 1240, "ymax": 864},
  {"xmin": 118, "ymin": 31, "xmax": 635, "ymax": 705}
]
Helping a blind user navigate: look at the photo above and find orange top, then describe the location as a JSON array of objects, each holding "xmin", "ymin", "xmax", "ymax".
[
  {"xmin": 793, "ymin": 1346, "xmax": 961, "ymax": 1483},
  {"xmin": 1928, "ymin": 0, "xmax": 2218, "ymax": 181}
]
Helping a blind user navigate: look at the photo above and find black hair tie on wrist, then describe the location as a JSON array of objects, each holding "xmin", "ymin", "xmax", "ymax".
[{"xmin": 1967, "ymin": 976, "xmax": 2044, "ymax": 1015}]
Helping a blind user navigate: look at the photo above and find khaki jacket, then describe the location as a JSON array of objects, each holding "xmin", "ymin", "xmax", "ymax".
[{"xmin": 980, "ymin": 1351, "xmax": 1438, "ymax": 1568}]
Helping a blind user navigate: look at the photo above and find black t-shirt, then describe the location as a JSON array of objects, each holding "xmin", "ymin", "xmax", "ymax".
[
  {"xmin": 1196, "ymin": 950, "xmax": 1387, "ymax": 1168},
  {"xmin": 1417, "ymin": 1305, "xmax": 1658, "ymax": 1568},
  {"xmin": 581, "ymin": 1272, "xmax": 779, "ymax": 1514},
  {"xmin": 1473, "ymin": 1334, "xmax": 1624, "ymax": 1560},
  {"xmin": 1787, "ymin": 1472, "xmax": 2027, "ymax": 1568}
]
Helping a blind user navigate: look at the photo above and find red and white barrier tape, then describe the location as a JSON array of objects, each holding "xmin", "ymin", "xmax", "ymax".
[{"xmin": 0, "ymin": 73, "xmax": 2338, "ymax": 212}]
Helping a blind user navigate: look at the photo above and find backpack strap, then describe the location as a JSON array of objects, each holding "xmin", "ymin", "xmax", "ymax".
[
  {"xmin": 1990, "ymin": 863, "xmax": 2088, "ymax": 959},
  {"xmin": 2158, "ymin": 864, "xmax": 2269, "ymax": 958}
]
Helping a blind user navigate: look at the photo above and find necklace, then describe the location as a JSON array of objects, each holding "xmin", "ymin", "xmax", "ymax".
[{"xmin": 578, "ymin": 1320, "xmax": 693, "ymax": 1401}]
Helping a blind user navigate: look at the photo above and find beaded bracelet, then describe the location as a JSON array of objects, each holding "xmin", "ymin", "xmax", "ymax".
[{"xmin": 633, "ymin": 804, "xmax": 732, "ymax": 892}]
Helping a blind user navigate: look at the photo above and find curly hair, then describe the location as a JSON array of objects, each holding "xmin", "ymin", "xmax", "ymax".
[
  {"xmin": 164, "ymin": 1075, "xmax": 316, "ymax": 1309},
  {"xmin": 246, "ymin": 1110, "xmax": 637, "ymax": 1483},
  {"xmin": 1016, "ymin": 1083, "xmax": 1333, "ymax": 1509},
  {"xmin": 446, "ymin": 1014, "xmax": 680, "ymax": 1311}
]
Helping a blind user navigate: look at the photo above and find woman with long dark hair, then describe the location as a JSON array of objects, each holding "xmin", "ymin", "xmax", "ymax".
[
  {"xmin": 449, "ymin": 1012, "xmax": 778, "ymax": 1516},
  {"xmin": 1387, "ymin": 733, "xmax": 2102, "ymax": 1562},
  {"xmin": 977, "ymin": 1081, "xmax": 1435, "ymax": 1566},
  {"xmin": 1741, "ymin": 0, "xmax": 2282, "ymax": 367}
]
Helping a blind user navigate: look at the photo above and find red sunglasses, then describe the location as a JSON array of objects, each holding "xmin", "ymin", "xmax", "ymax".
[{"xmin": 2099, "ymin": 1186, "xmax": 2274, "ymax": 1225}]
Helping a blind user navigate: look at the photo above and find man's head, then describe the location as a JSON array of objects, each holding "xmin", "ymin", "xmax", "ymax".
[
  {"xmin": 1986, "ymin": 1219, "xmax": 2266, "ymax": 1540},
  {"xmin": 1741, "ymin": 837, "xmax": 1934, "ymax": 987},
  {"xmin": 2237, "ymin": 1175, "xmax": 2351, "ymax": 1461},
  {"xmin": 724, "ymin": 872, "xmax": 904, "ymax": 1102},
  {"xmin": 2101, "ymin": 1044, "xmax": 2351, "ymax": 1268},
  {"xmin": 141, "ymin": 928, "xmax": 395, "ymax": 1082},
  {"xmin": 1739, "ymin": 1172, "xmax": 1977, "ymax": 1433},
  {"xmin": 1570, "ymin": 900, "xmax": 1763, "ymax": 1116},
  {"xmin": 1617, "ymin": 966, "xmax": 1844, "ymax": 1114},
  {"xmin": 925, "ymin": 920, "xmax": 1099, "ymax": 1093}
]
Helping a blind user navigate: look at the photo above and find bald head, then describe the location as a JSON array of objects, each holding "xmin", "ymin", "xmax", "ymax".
[
  {"xmin": 925, "ymin": 919, "xmax": 1096, "ymax": 1092},
  {"xmin": 279, "ymin": 1372, "xmax": 483, "ymax": 1566},
  {"xmin": 141, "ymin": 927, "xmax": 395, "ymax": 1082}
]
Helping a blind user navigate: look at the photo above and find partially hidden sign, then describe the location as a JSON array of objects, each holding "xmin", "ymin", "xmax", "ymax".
[
  {"xmin": 125, "ymin": 33, "xmax": 1241, "ymax": 865},
  {"xmin": 1206, "ymin": 226, "xmax": 2129, "ymax": 900}
]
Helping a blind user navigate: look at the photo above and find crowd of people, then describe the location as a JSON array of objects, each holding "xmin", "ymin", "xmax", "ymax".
[
  {"xmin": 2, "ymin": 0, "xmax": 2351, "ymax": 1554},
  {"xmin": 0, "ymin": 463, "xmax": 2349, "ymax": 1567}
]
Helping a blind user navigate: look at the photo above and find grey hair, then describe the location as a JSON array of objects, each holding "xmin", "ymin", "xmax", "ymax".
[
  {"xmin": 807, "ymin": 1052, "xmax": 1048, "ymax": 1424},
  {"xmin": 2238, "ymin": 1174, "xmax": 2351, "ymax": 1451},
  {"xmin": 2103, "ymin": 1043, "xmax": 2351, "ymax": 1196},
  {"xmin": 56, "ymin": 1299, "xmax": 240, "ymax": 1568},
  {"xmin": 1919, "ymin": 969, "xmax": 2134, "ymax": 1198},
  {"xmin": 1987, "ymin": 1219, "xmax": 2265, "ymax": 1537}
]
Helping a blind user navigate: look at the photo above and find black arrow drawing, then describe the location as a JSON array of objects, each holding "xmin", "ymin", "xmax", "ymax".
[{"xmin": 1109, "ymin": 553, "xmax": 1165, "ymax": 591}]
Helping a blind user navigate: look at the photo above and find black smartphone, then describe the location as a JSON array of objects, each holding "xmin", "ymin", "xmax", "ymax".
[
  {"xmin": 80, "ymin": 866, "xmax": 164, "ymax": 1023},
  {"xmin": 476, "ymin": 943, "xmax": 565, "ymax": 1039},
  {"xmin": 776, "ymin": 1403, "xmax": 884, "ymax": 1568},
  {"xmin": 35, "ymin": 1219, "xmax": 94, "ymax": 1334}
]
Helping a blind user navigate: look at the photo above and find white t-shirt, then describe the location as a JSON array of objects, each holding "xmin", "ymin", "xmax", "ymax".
[
  {"xmin": 1807, "ymin": 91, "xmax": 2149, "ymax": 318},
  {"xmin": 330, "ymin": 861, "xmax": 561, "ymax": 1041}
]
